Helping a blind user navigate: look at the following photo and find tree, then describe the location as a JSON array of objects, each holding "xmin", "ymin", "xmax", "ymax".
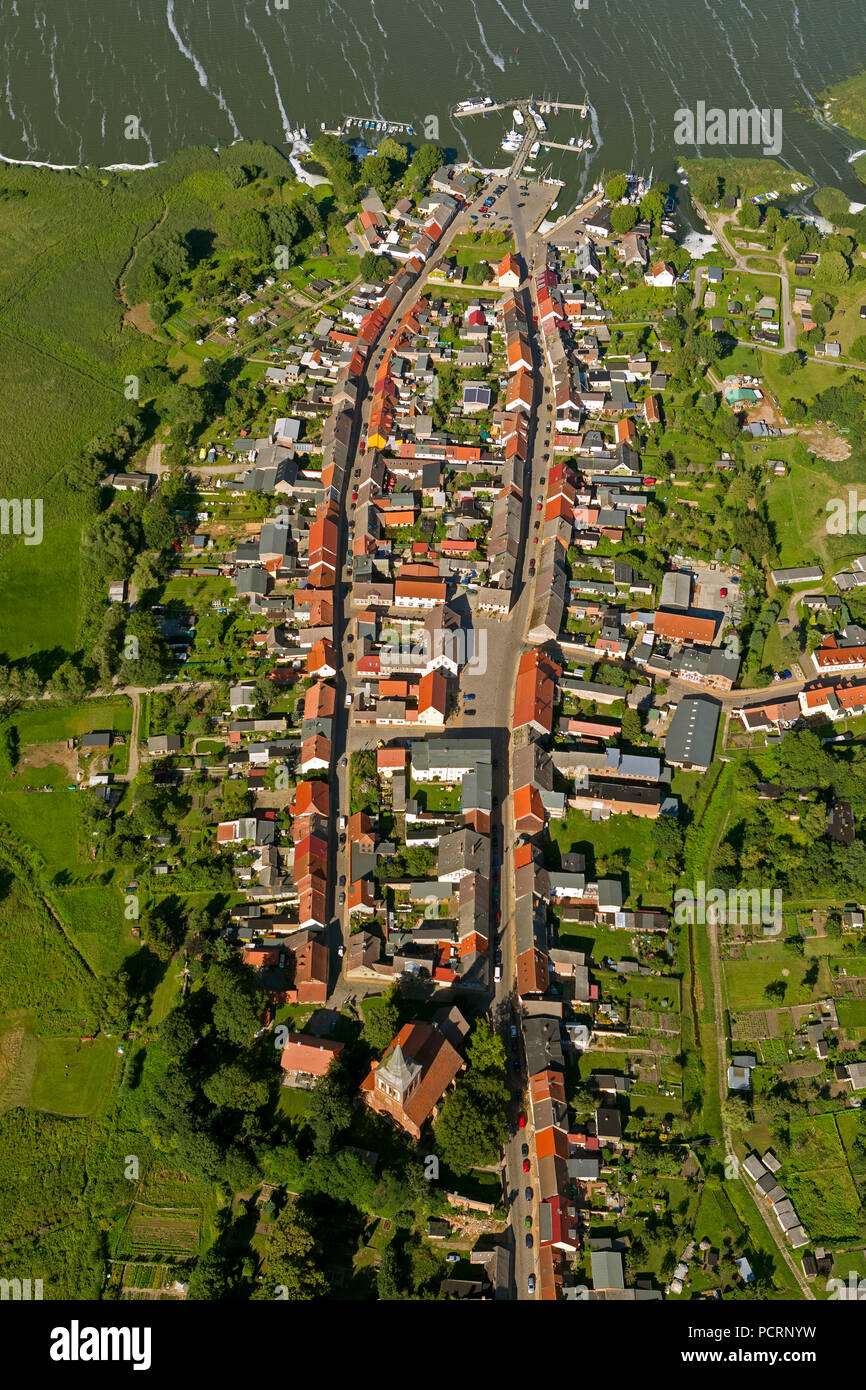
[
  {"xmin": 48, "ymin": 660, "xmax": 87, "ymax": 702},
  {"xmin": 605, "ymin": 174, "xmax": 628, "ymax": 202},
  {"xmin": 203, "ymin": 1062, "xmax": 269, "ymax": 1112},
  {"xmin": 640, "ymin": 185, "xmax": 667, "ymax": 227},
  {"xmin": 378, "ymin": 137, "xmax": 408, "ymax": 168},
  {"xmin": 122, "ymin": 613, "xmax": 171, "ymax": 687},
  {"xmin": 188, "ymin": 1245, "xmax": 238, "ymax": 1300},
  {"xmin": 652, "ymin": 817, "xmax": 685, "ymax": 873},
  {"xmin": 778, "ymin": 351, "xmax": 803, "ymax": 376},
  {"xmin": 359, "ymin": 250, "xmax": 392, "ymax": 283},
  {"xmin": 621, "ymin": 708, "xmax": 642, "ymax": 744},
  {"xmin": 465, "ymin": 1017, "xmax": 506, "ymax": 1074},
  {"xmin": 163, "ymin": 382, "xmax": 209, "ymax": 441},
  {"xmin": 265, "ymin": 1205, "xmax": 329, "ymax": 1300},
  {"xmin": 610, "ymin": 204, "xmax": 638, "ymax": 236},
  {"xmin": 409, "ymin": 143, "xmax": 445, "ymax": 186},
  {"xmin": 139, "ymin": 909, "xmax": 178, "ymax": 963},
  {"xmin": 377, "ymin": 1244, "xmax": 402, "ymax": 1300},
  {"xmin": 361, "ymin": 990, "xmax": 400, "ymax": 1052},
  {"xmin": 232, "ymin": 208, "xmax": 272, "ymax": 262},
  {"xmin": 151, "ymin": 231, "xmax": 193, "ymax": 282},
  {"xmin": 433, "ymin": 1079, "xmax": 506, "ymax": 1174},
  {"xmin": 0, "ymin": 662, "xmax": 41, "ymax": 719},
  {"xmin": 817, "ymin": 250, "xmax": 850, "ymax": 287},
  {"xmin": 159, "ymin": 1007, "xmax": 196, "ymax": 1062},
  {"xmin": 142, "ymin": 495, "xmax": 180, "ymax": 552},
  {"xmin": 307, "ymin": 1059, "xmax": 355, "ymax": 1150},
  {"xmin": 206, "ymin": 960, "xmax": 261, "ymax": 1046}
]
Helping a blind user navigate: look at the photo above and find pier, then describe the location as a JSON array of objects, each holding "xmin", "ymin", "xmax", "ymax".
[
  {"xmin": 539, "ymin": 140, "xmax": 592, "ymax": 153},
  {"xmin": 321, "ymin": 116, "xmax": 416, "ymax": 138},
  {"xmin": 453, "ymin": 96, "xmax": 591, "ymax": 119}
]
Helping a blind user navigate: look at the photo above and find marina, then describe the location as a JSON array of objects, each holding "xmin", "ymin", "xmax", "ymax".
[{"xmin": 321, "ymin": 116, "xmax": 416, "ymax": 137}]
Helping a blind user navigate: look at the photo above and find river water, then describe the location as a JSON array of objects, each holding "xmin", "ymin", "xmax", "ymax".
[{"xmin": 2, "ymin": 0, "xmax": 865, "ymax": 213}]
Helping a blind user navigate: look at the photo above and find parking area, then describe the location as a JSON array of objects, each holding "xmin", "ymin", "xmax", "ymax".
[{"xmin": 690, "ymin": 562, "xmax": 740, "ymax": 629}]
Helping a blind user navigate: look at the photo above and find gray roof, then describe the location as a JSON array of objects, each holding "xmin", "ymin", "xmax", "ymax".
[
  {"xmin": 411, "ymin": 738, "xmax": 492, "ymax": 776},
  {"xmin": 665, "ymin": 697, "xmax": 720, "ymax": 770},
  {"xmin": 591, "ymin": 1249, "xmax": 625, "ymax": 1290},
  {"xmin": 378, "ymin": 1041, "xmax": 422, "ymax": 1092}
]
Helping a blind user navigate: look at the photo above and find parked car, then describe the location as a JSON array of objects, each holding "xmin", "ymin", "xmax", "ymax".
[
  {"xmin": 518, "ymin": 1113, "xmax": 526, "ymax": 1129},
  {"xmin": 339, "ymin": 875, "xmax": 346, "ymax": 887},
  {"xmin": 524, "ymin": 1186, "xmax": 533, "ymax": 1202},
  {"xmin": 525, "ymin": 1216, "xmax": 532, "ymax": 1230},
  {"xmin": 522, "ymin": 1159, "xmax": 531, "ymax": 1174},
  {"xmin": 520, "ymin": 1141, "xmax": 529, "ymax": 1157},
  {"xmin": 494, "ymin": 963, "xmax": 502, "ymax": 982},
  {"xmin": 338, "ymin": 892, "xmax": 345, "ymax": 906},
  {"xmin": 720, "ymin": 587, "xmax": 728, "ymax": 597},
  {"xmin": 525, "ymin": 1234, "xmax": 533, "ymax": 1250},
  {"xmin": 528, "ymin": 1274, "xmax": 536, "ymax": 1294}
]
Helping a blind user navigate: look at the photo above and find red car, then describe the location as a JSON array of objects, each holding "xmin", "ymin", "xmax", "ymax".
[
  {"xmin": 518, "ymin": 1113, "xmax": 526, "ymax": 1129},
  {"xmin": 720, "ymin": 587, "xmax": 728, "ymax": 597},
  {"xmin": 522, "ymin": 1158, "xmax": 530, "ymax": 1174},
  {"xmin": 536, "ymin": 502, "xmax": 542, "ymax": 511}
]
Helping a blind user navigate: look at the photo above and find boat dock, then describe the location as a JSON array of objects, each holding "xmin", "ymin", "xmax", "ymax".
[
  {"xmin": 453, "ymin": 95, "xmax": 591, "ymax": 120},
  {"xmin": 539, "ymin": 140, "xmax": 591, "ymax": 153},
  {"xmin": 321, "ymin": 116, "xmax": 416, "ymax": 137}
]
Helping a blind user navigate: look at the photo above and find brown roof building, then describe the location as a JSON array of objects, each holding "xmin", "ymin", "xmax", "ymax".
[
  {"xmin": 360, "ymin": 1016, "xmax": 467, "ymax": 1139},
  {"xmin": 653, "ymin": 607, "xmax": 718, "ymax": 645}
]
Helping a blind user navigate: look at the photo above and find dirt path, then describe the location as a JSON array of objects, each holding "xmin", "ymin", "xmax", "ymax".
[
  {"xmin": 126, "ymin": 692, "xmax": 141, "ymax": 782},
  {"xmin": 116, "ymin": 200, "xmax": 169, "ymax": 315}
]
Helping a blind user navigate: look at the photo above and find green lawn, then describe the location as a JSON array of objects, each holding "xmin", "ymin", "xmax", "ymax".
[
  {"xmin": 14, "ymin": 697, "xmax": 133, "ymax": 745},
  {"xmin": 723, "ymin": 955, "xmax": 831, "ymax": 1010},
  {"xmin": 548, "ymin": 810, "xmax": 666, "ymax": 902},
  {"xmin": 30, "ymin": 1035, "xmax": 118, "ymax": 1117}
]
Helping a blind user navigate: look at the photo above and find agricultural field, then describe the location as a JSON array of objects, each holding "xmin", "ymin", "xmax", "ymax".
[{"xmin": 118, "ymin": 1205, "xmax": 201, "ymax": 1258}]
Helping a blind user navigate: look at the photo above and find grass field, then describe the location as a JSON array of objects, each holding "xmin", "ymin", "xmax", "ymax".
[
  {"xmin": 821, "ymin": 71, "xmax": 866, "ymax": 142},
  {"xmin": 682, "ymin": 157, "xmax": 809, "ymax": 201},
  {"xmin": 30, "ymin": 1035, "xmax": 118, "ymax": 1117},
  {"xmin": 548, "ymin": 810, "xmax": 666, "ymax": 902},
  {"xmin": 14, "ymin": 697, "xmax": 133, "ymax": 744},
  {"xmin": 723, "ymin": 955, "xmax": 831, "ymax": 1010},
  {"xmin": 0, "ymin": 522, "xmax": 83, "ymax": 668}
]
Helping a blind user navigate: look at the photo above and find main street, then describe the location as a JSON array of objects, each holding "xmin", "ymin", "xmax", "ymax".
[{"xmin": 320, "ymin": 168, "xmax": 558, "ymax": 1296}]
